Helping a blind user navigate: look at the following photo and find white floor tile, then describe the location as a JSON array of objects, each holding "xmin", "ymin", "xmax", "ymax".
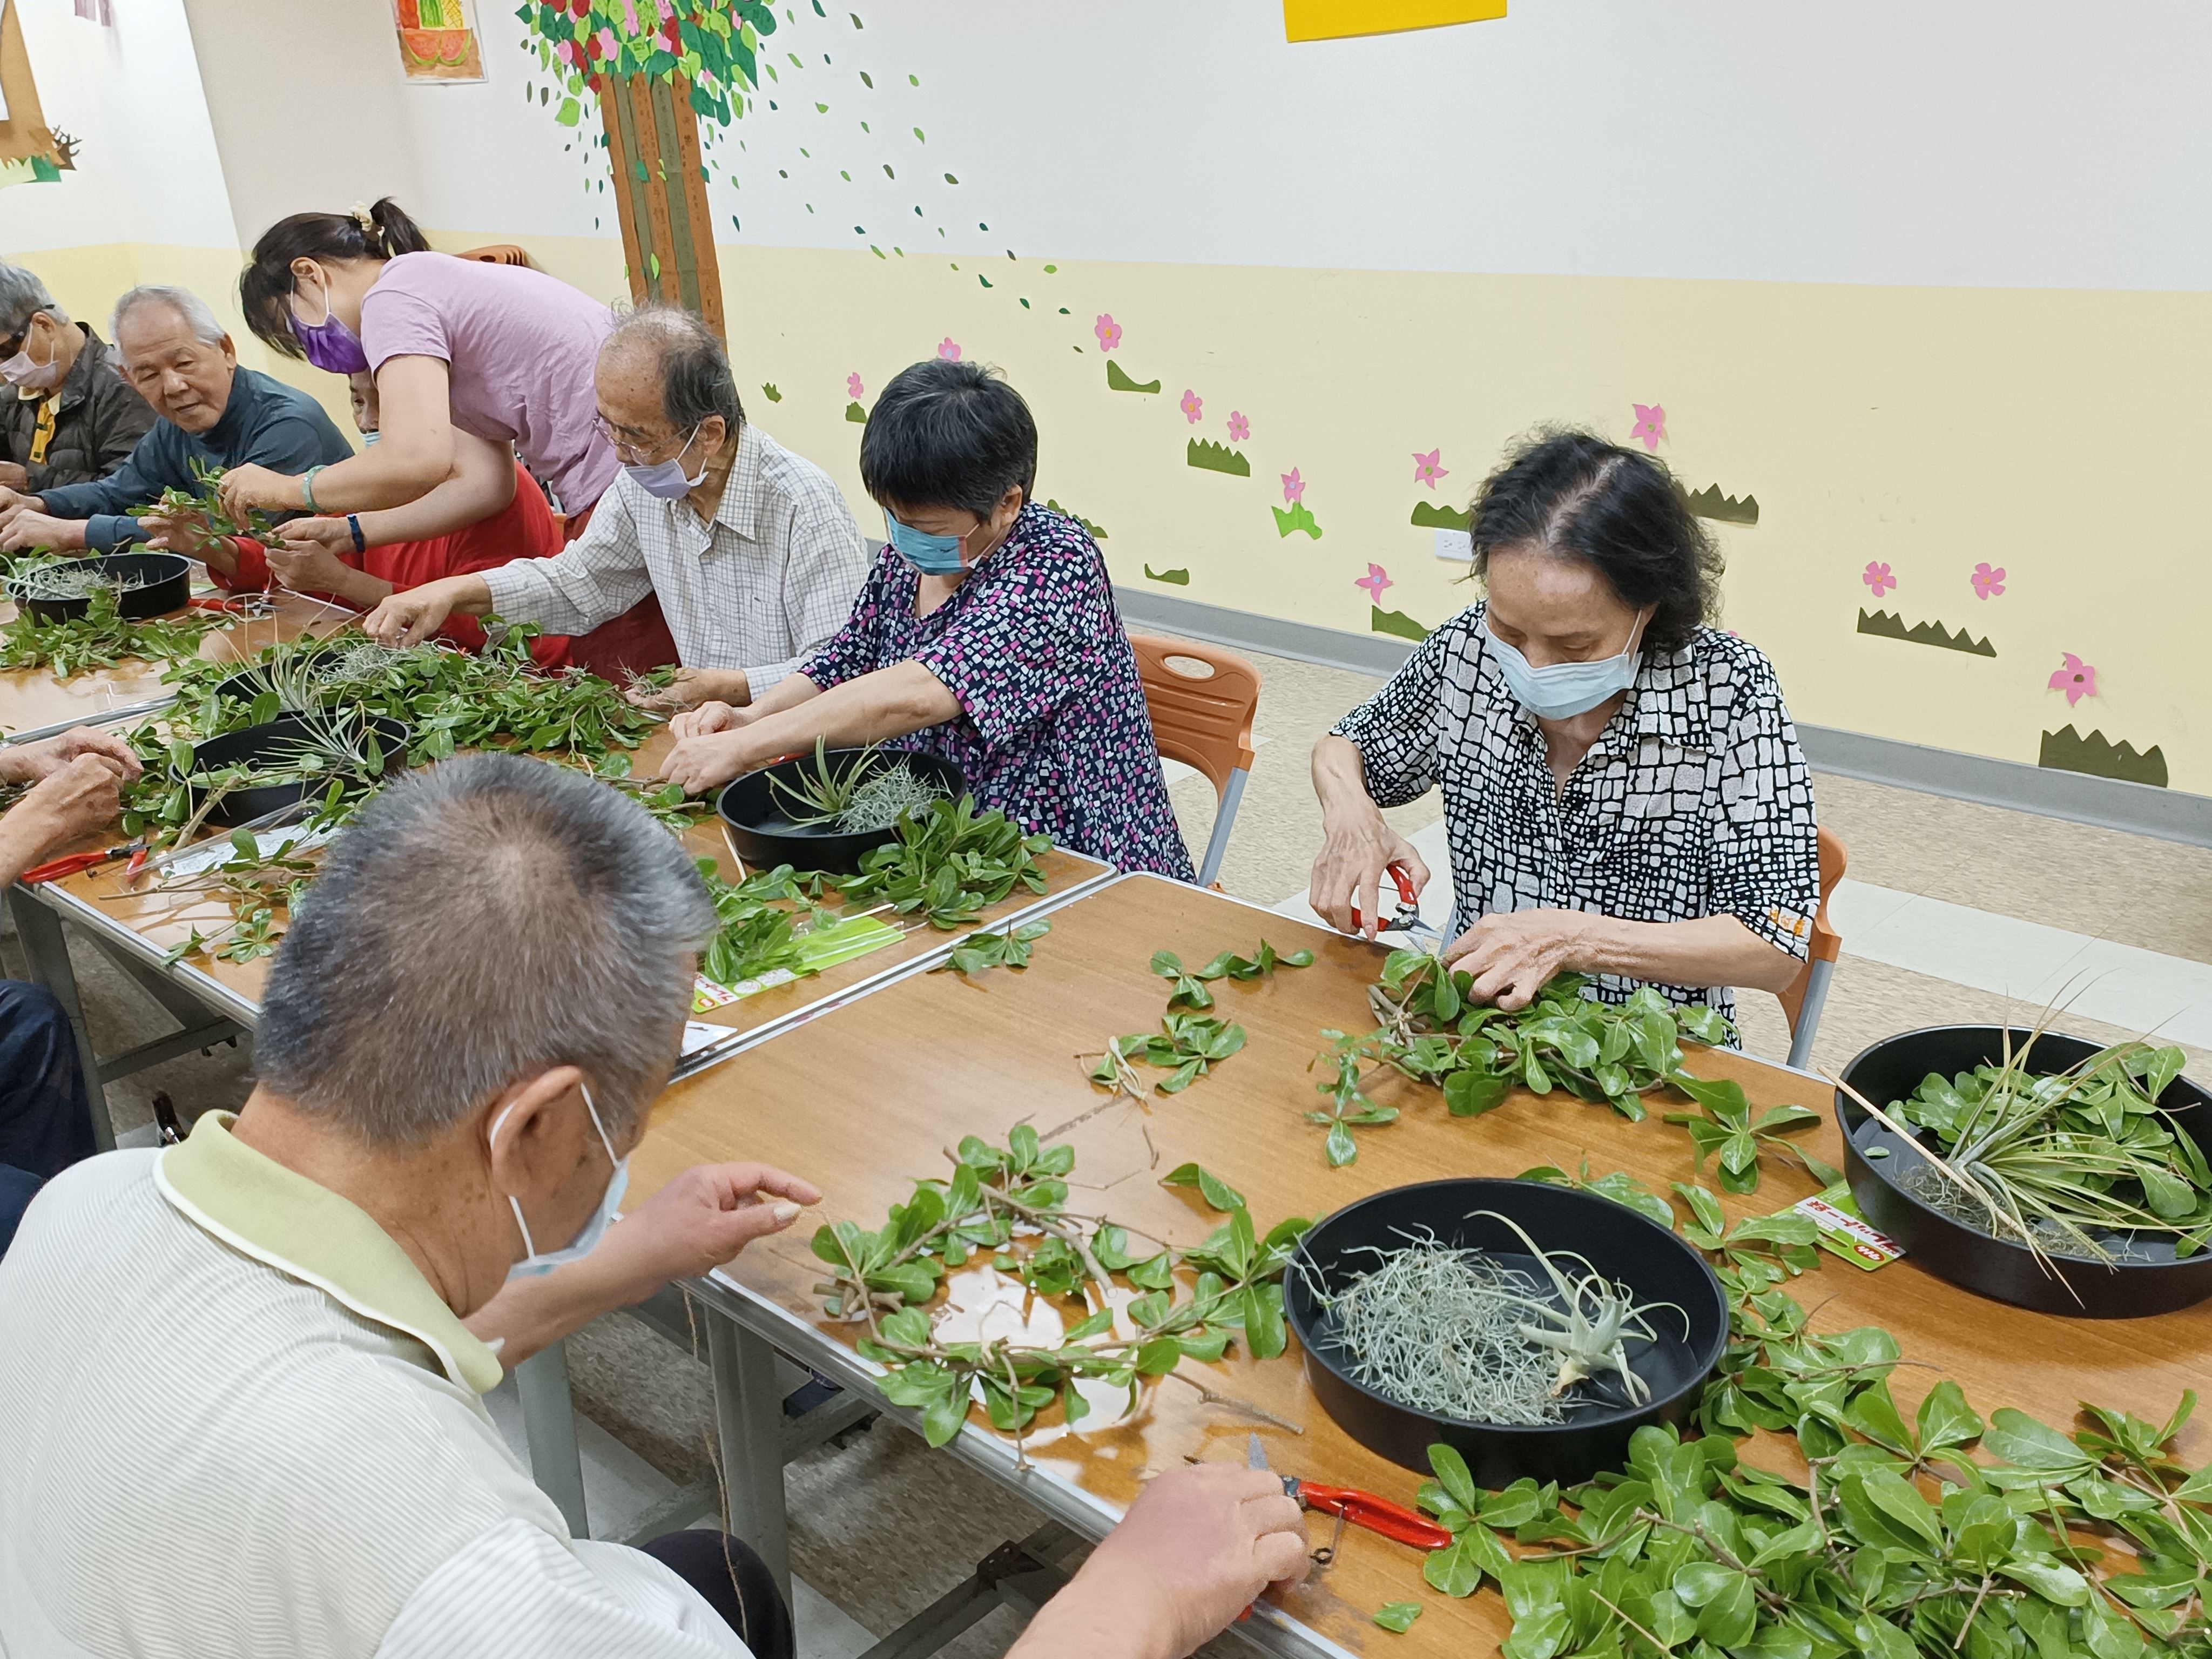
[{"xmin": 792, "ymin": 1576, "xmax": 878, "ymax": 1659}]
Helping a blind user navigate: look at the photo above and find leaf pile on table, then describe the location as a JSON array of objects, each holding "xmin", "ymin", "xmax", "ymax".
[
  {"xmin": 1867, "ymin": 1036, "xmax": 2210, "ymax": 1266},
  {"xmin": 812, "ymin": 1135, "xmax": 1310, "ymax": 1459},
  {"xmin": 0, "ymin": 586, "xmax": 225, "ymax": 677},
  {"xmin": 1393, "ymin": 1164, "xmax": 2212, "ymax": 1659},
  {"xmin": 1081, "ymin": 939, "xmax": 1316, "ymax": 1100},
  {"xmin": 125, "ymin": 458, "xmax": 287, "ymax": 547},
  {"xmin": 1308, "ymin": 955, "xmax": 1833, "ymax": 1188}
]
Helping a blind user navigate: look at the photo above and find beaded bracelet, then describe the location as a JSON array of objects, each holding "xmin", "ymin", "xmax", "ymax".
[{"xmin": 301, "ymin": 464, "xmax": 326, "ymax": 512}]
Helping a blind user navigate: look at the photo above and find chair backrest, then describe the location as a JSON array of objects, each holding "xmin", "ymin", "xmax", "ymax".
[
  {"xmin": 1777, "ymin": 826, "xmax": 1848, "ymax": 1034},
  {"xmin": 458, "ymin": 244, "xmax": 534, "ymax": 267},
  {"xmin": 1128, "ymin": 632, "xmax": 1260, "ymax": 801}
]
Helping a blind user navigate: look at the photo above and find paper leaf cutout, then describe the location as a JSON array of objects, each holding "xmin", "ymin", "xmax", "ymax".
[
  {"xmin": 2039, "ymin": 726, "xmax": 2167, "ymax": 789},
  {"xmin": 1106, "ymin": 360, "xmax": 1162, "ymax": 394},
  {"xmin": 1043, "ymin": 499, "xmax": 1108, "ymax": 541},
  {"xmin": 1855, "ymin": 609, "xmax": 1995, "ymax": 658},
  {"xmin": 1370, "ymin": 605, "xmax": 1429, "ymax": 642},
  {"xmin": 1684, "ymin": 484, "xmax": 1758, "ymax": 525},
  {"xmin": 1187, "ymin": 439, "xmax": 1251, "ymax": 477},
  {"xmin": 1409, "ymin": 500, "xmax": 1469, "ymax": 531},
  {"xmin": 760, "ymin": 383, "xmax": 783, "ymax": 402},
  {"xmin": 844, "ymin": 401, "xmax": 867, "ymax": 424},
  {"xmin": 1272, "ymin": 502, "xmax": 1323, "ymax": 539},
  {"xmin": 1143, "ymin": 564, "xmax": 1190, "ymax": 585}
]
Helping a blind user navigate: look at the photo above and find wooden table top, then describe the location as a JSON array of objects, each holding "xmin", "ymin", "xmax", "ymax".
[
  {"xmin": 628, "ymin": 872, "xmax": 2212, "ymax": 1659},
  {"xmin": 28, "ymin": 719, "xmax": 1108, "ymax": 1027},
  {"xmin": 0, "ymin": 589, "xmax": 348, "ymax": 744}
]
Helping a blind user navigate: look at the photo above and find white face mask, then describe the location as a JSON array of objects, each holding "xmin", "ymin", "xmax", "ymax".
[
  {"xmin": 0, "ymin": 321, "xmax": 61, "ymax": 392},
  {"xmin": 491, "ymin": 1082, "xmax": 630, "ymax": 1280},
  {"xmin": 1482, "ymin": 606, "xmax": 1650, "ymax": 720}
]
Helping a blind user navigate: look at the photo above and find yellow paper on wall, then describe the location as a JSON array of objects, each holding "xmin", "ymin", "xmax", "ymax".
[
  {"xmin": 1284, "ymin": 0, "xmax": 1507, "ymax": 44},
  {"xmin": 0, "ymin": 0, "xmax": 63, "ymax": 167}
]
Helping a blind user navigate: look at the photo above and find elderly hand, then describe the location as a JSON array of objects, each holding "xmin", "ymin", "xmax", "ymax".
[
  {"xmin": 1442, "ymin": 908, "xmax": 1590, "ymax": 1010},
  {"xmin": 659, "ymin": 728, "xmax": 754, "ymax": 796},
  {"xmin": 217, "ymin": 462, "xmax": 300, "ymax": 518},
  {"xmin": 265, "ymin": 537, "xmax": 359, "ymax": 599},
  {"xmin": 592, "ymin": 1161, "xmax": 822, "ymax": 1306},
  {"xmin": 626, "ymin": 668, "xmax": 748, "ymax": 714},
  {"xmin": 667, "ymin": 699, "xmax": 751, "ymax": 739},
  {"xmin": 1009, "ymin": 1463, "xmax": 1311, "ymax": 1659},
  {"xmin": 268, "ymin": 515, "xmax": 356, "ymax": 556},
  {"xmin": 363, "ymin": 585, "xmax": 456, "ymax": 648},
  {"xmin": 136, "ymin": 508, "xmax": 227, "ymax": 558},
  {"xmin": 0, "ymin": 726, "xmax": 141, "ymax": 788},
  {"xmin": 1308, "ymin": 808, "xmax": 1431, "ymax": 940},
  {"xmin": 0, "ymin": 509, "xmax": 87, "ymax": 553},
  {"xmin": 0, "ymin": 462, "xmax": 26, "ymax": 492},
  {"xmin": 4, "ymin": 754, "xmax": 127, "ymax": 864},
  {"xmin": 0, "ymin": 484, "xmax": 30, "ymax": 523}
]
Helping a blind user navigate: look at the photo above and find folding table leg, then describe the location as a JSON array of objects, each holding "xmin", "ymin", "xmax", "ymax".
[
  {"xmin": 5, "ymin": 890, "xmax": 113, "ymax": 1154},
  {"xmin": 706, "ymin": 1306, "xmax": 794, "ymax": 1603},
  {"xmin": 517, "ymin": 1339, "xmax": 591, "ymax": 1538}
]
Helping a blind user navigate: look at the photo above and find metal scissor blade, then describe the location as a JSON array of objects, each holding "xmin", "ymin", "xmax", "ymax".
[{"xmin": 1246, "ymin": 1432, "xmax": 1268, "ymax": 1472}]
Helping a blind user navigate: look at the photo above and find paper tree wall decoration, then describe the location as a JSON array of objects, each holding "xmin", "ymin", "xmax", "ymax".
[{"xmin": 1284, "ymin": 0, "xmax": 1506, "ymax": 44}]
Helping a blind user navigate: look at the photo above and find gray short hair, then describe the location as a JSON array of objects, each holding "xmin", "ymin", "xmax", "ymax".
[
  {"xmin": 0, "ymin": 261, "xmax": 64, "ymax": 339},
  {"xmin": 603, "ymin": 302, "xmax": 745, "ymax": 435},
  {"xmin": 254, "ymin": 754, "xmax": 716, "ymax": 1145},
  {"xmin": 111, "ymin": 284, "xmax": 226, "ymax": 348}
]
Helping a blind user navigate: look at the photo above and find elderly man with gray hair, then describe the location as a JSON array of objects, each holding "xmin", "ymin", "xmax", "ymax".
[
  {"xmin": 365, "ymin": 303, "xmax": 868, "ymax": 716},
  {"xmin": 0, "ymin": 754, "xmax": 1311, "ymax": 1658},
  {"xmin": 0, "ymin": 281, "xmax": 349, "ymax": 553},
  {"xmin": 0, "ymin": 260, "xmax": 157, "ymax": 496}
]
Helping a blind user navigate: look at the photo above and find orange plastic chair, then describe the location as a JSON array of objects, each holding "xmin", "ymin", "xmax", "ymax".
[
  {"xmin": 458, "ymin": 244, "xmax": 534, "ymax": 267},
  {"xmin": 1777, "ymin": 826, "xmax": 1848, "ymax": 1070},
  {"xmin": 1129, "ymin": 633, "xmax": 1260, "ymax": 887}
]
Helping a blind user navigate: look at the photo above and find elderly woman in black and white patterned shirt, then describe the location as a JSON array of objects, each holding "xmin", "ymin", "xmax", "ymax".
[{"xmin": 1309, "ymin": 431, "xmax": 1819, "ymax": 1026}]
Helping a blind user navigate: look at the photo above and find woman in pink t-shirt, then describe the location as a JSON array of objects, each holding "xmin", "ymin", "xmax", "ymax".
[{"xmin": 221, "ymin": 197, "xmax": 677, "ymax": 674}]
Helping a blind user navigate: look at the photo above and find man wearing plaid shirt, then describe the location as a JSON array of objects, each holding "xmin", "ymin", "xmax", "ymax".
[{"xmin": 367, "ymin": 306, "xmax": 868, "ymax": 707}]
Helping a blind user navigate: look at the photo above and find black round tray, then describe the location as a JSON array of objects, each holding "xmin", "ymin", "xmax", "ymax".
[
  {"xmin": 1837, "ymin": 1026, "xmax": 2212, "ymax": 1318},
  {"xmin": 716, "ymin": 747, "xmax": 966, "ymax": 876},
  {"xmin": 10, "ymin": 551, "xmax": 191, "ymax": 623},
  {"xmin": 181, "ymin": 712, "xmax": 411, "ymax": 827},
  {"xmin": 1283, "ymin": 1177, "xmax": 1727, "ymax": 1486}
]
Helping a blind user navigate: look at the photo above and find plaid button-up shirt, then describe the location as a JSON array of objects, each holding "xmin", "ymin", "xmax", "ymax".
[{"xmin": 482, "ymin": 423, "xmax": 868, "ymax": 692}]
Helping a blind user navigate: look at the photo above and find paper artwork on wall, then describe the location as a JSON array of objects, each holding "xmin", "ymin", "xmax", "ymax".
[
  {"xmin": 844, "ymin": 402, "xmax": 867, "ymax": 423},
  {"xmin": 1412, "ymin": 448, "xmax": 1449, "ymax": 489},
  {"xmin": 1228, "ymin": 412, "xmax": 1250, "ymax": 442},
  {"xmin": 1684, "ymin": 485, "xmax": 1758, "ymax": 525},
  {"xmin": 1409, "ymin": 501, "xmax": 1468, "ymax": 530},
  {"xmin": 392, "ymin": 0, "xmax": 486, "ymax": 82},
  {"xmin": 1094, "ymin": 315, "xmax": 1122, "ymax": 352},
  {"xmin": 2039, "ymin": 726, "xmax": 2167, "ymax": 789},
  {"xmin": 1273, "ymin": 502, "xmax": 1323, "ymax": 539},
  {"xmin": 1970, "ymin": 562, "xmax": 2006, "ymax": 600},
  {"xmin": 1283, "ymin": 0, "xmax": 1506, "ymax": 45},
  {"xmin": 2047, "ymin": 652, "xmax": 2095, "ymax": 706},
  {"xmin": 1370, "ymin": 605, "xmax": 1432, "ymax": 642},
  {"xmin": 1044, "ymin": 500, "xmax": 1108, "ymax": 541},
  {"xmin": 0, "ymin": 0, "xmax": 70, "ymax": 172},
  {"xmin": 1630, "ymin": 403, "xmax": 1666, "ymax": 453},
  {"xmin": 1281, "ymin": 468, "xmax": 1305, "ymax": 503},
  {"xmin": 1187, "ymin": 440, "xmax": 1251, "ymax": 478},
  {"xmin": 1144, "ymin": 565, "xmax": 1190, "ymax": 585},
  {"xmin": 1856, "ymin": 609, "xmax": 1995, "ymax": 658},
  {"xmin": 72, "ymin": 0, "xmax": 111, "ymax": 23},
  {"xmin": 1106, "ymin": 361, "xmax": 1162, "ymax": 394},
  {"xmin": 1355, "ymin": 564, "xmax": 1392, "ymax": 602},
  {"xmin": 1861, "ymin": 561, "xmax": 1896, "ymax": 598},
  {"xmin": 1179, "ymin": 389, "xmax": 1205, "ymax": 424},
  {"xmin": 760, "ymin": 383, "xmax": 783, "ymax": 402}
]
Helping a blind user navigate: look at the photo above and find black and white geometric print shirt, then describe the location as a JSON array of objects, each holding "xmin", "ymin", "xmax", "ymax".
[{"xmin": 1331, "ymin": 602, "xmax": 1820, "ymax": 1026}]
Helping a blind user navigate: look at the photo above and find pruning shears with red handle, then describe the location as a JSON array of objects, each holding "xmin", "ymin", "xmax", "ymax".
[
  {"xmin": 1248, "ymin": 1433, "xmax": 1453, "ymax": 1562},
  {"xmin": 20, "ymin": 842, "xmax": 145, "ymax": 885},
  {"xmin": 1348, "ymin": 861, "xmax": 1445, "ymax": 952}
]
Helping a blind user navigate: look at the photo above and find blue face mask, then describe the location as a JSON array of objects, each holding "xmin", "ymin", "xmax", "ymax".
[
  {"xmin": 1482, "ymin": 608, "xmax": 1649, "ymax": 720},
  {"xmin": 624, "ymin": 424, "xmax": 707, "ymax": 500},
  {"xmin": 885, "ymin": 510, "xmax": 969, "ymax": 575},
  {"xmin": 495, "ymin": 1083, "xmax": 630, "ymax": 1280}
]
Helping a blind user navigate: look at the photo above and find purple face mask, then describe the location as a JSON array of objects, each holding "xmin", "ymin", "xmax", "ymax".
[{"xmin": 292, "ymin": 277, "xmax": 370, "ymax": 376}]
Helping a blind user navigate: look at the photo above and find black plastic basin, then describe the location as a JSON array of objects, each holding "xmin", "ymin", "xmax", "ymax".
[
  {"xmin": 10, "ymin": 551, "xmax": 191, "ymax": 623},
  {"xmin": 181, "ymin": 712, "xmax": 411, "ymax": 827},
  {"xmin": 716, "ymin": 747, "xmax": 967, "ymax": 876}
]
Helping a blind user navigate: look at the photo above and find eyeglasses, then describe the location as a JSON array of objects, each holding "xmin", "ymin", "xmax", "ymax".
[{"xmin": 592, "ymin": 414, "xmax": 698, "ymax": 466}]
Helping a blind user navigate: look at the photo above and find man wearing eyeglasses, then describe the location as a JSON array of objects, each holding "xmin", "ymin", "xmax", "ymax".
[
  {"xmin": 0, "ymin": 261, "xmax": 157, "ymax": 500},
  {"xmin": 365, "ymin": 305, "xmax": 868, "ymax": 719}
]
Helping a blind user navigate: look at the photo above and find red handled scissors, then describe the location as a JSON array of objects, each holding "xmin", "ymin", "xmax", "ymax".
[
  {"xmin": 1249, "ymin": 1434, "xmax": 1453, "ymax": 1562},
  {"xmin": 20, "ymin": 843, "xmax": 145, "ymax": 885},
  {"xmin": 1348, "ymin": 861, "xmax": 1445, "ymax": 952}
]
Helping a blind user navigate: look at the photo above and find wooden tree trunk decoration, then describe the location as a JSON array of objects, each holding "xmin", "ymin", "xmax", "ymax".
[{"xmin": 599, "ymin": 71, "xmax": 724, "ymax": 338}]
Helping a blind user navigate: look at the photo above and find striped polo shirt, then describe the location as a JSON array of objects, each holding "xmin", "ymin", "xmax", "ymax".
[{"xmin": 0, "ymin": 1115, "xmax": 748, "ymax": 1658}]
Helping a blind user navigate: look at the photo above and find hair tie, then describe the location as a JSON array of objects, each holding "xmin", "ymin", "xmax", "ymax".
[{"xmin": 349, "ymin": 203, "xmax": 376, "ymax": 234}]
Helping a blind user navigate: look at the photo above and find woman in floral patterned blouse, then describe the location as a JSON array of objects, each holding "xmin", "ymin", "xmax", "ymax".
[
  {"xmin": 1309, "ymin": 431, "xmax": 1819, "ymax": 1024},
  {"xmin": 663, "ymin": 359, "xmax": 1193, "ymax": 879}
]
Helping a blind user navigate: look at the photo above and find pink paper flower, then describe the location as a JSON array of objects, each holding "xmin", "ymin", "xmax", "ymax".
[
  {"xmin": 1631, "ymin": 403, "xmax": 1665, "ymax": 452},
  {"xmin": 1181, "ymin": 389, "xmax": 1203, "ymax": 424},
  {"xmin": 596, "ymin": 25, "xmax": 619, "ymax": 58},
  {"xmin": 622, "ymin": 0, "xmax": 639, "ymax": 33},
  {"xmin": 2048, "ymin": 652, "xmax": 2096, "ymax": 706},
  {"xmin": 1970, "ymin": 561, "xmax": 2006, "ymax": 600},
  {"xmin": 1281, "ymin": 467, "xmax": 1305, "ymax": 504},
  {"xmin": 1862, "ymin": 561, "xmax": 1896, "ymax": 598},
  {"xmin": 847, "ymin": 372, "xmax": 865, "ymax": 400},
  {"xmin": 936, "ymin": 338, "xmax": 961, "ymax": 362},
  {"xmin": 1227, "ymin": 411, "xmax": 1250, "ymax": 442},
  {"xmin": 1412, "ymin": 449, "xmax": 1448, "ymax": 490},
  {"xmin": 1354, "ymin": 563, "xmax": 1392, "ymax": 602},
  {"xmin": 1094, "ymin": 314, "xmax": 1121, "ymax": 352}
]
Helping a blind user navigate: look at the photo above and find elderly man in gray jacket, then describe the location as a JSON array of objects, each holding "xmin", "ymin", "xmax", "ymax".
[{"xmin": 0, "ymin": 260, "xmax": 157, "ymax": 495}]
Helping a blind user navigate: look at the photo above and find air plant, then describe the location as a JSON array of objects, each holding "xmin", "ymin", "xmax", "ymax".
[
  {"xmin": 9, "ymin": 563, "xmax": 147, "ymax": 603},
  {"xmin": 768, "ymin": 738, "xmax": 947, "ymax": 833},
  {"xmin": 187, "ymin": 709, "xmax": 393, "ymax": 794}
]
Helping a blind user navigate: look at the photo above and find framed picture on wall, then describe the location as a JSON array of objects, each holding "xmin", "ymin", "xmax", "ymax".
[{"xmin": 391, "ymin": 0, "xmax": 486, "ymax": 83}]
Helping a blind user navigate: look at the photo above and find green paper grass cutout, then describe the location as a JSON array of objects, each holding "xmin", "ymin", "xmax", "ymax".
[
  {"xmin": 1106, "ymin": 360, "xmax": 1161, "ymax": 394},
  {"xmin": 1273, "ymin": 502, "xmax": 1323, "ymax": 539},
  {"xmin": 1144, "ymin": 565, "xmax": 1190, "ymax": 585},
  {"xmin": 1856, "ymin": 609, "xmax": 1995, "ymax": 658},
  {"xmin": 1685, "ymin": 484, "xmax": 1759, "ymax": 525},
  {"xmin": 1043, "ymin": 500, "xmax": 1108, "ymax": 541},
  {"xmin": 760, "ymin": 383, "xmax": 782, "ymax": 403},
  {"xmin": 1371, "ymin": 606, "xmax": 1429, "ymax": 642},
  {"xmin": 1186, "ymin": 440, "xmax": 1251, "ymax": 478},
  {"xmin": 2039, "ymin": 726, "xmax": 2168, "ymax": 788},
  {"xmin": 844, "ymin": 401, "xmax": 867, "ymax": 424},
  {"xmin": 1408, "ymin": 501, "xmax": 1469, "ymax": 531}
]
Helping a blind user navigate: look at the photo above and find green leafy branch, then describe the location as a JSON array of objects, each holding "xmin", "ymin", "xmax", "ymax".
[{"xmin": 933, "ymin": 919, "xmax": 1051, "ymax": 977}]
